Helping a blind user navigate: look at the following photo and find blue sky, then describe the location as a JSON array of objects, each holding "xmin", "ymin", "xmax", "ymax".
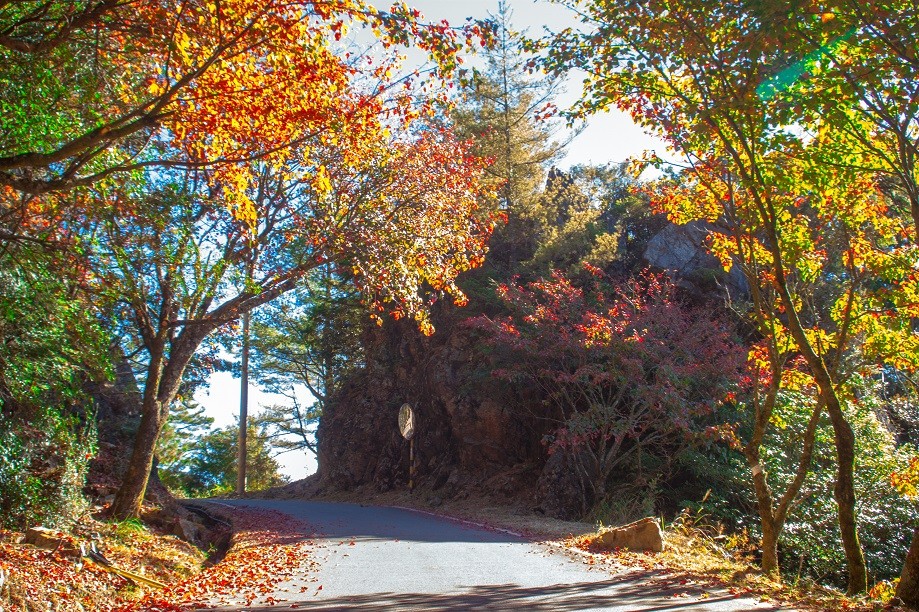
[{"xmin": 194, "ymin": 0, "xmax": 668, "ymax": 481}]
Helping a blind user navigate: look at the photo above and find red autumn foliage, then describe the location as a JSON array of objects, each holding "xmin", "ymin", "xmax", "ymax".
[{"xmin": 471, "ymin": 267, "xmax": 745, "ymax": 503}]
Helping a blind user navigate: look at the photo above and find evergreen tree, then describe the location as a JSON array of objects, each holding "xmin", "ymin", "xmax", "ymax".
[
  {"xmin": 250, "ymin": 265, "xmax": 365, "ymax": 456},
  {"xmin": 157, "ymin": 397, "xmax": 214, "ymax": 496},
  {"xmin": 452, "ymin": 0, "xmax": 573, "ymax": 276},
  {"xmin": 168, "ymin": 420, "xmax": 287, "ymax": 497}
]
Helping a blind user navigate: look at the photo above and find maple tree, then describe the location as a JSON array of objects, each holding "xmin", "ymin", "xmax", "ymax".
[
  {"xmin": 770, "ymin": 5, "xmax": 919, "ymax": 589},
  {"xmin": 0, "ymin": 0, "xmax": 500, "ymax": 520},
  {"xmin": 761, "ymin": 0, "xmax": 919, "ymax": 243},
  {"xmin": 535, "ymin": 0, "xmax": 919, "ymax": 592},
  {"xmin": 74, "ymin": 124, "xmax": 496, "ymax": 519},
  {"xmin": 643, "ymin": 158, "xmax": 901, "ymax": 578},
  {"xmin": 474, "ymin": 267, "xmax": 745, "ymax": 513},
  {"xmin": 0, "ymin": 0, "xmax": 489, "ymax": 214},
  {"xmin": 737, "ymin": 336, "xmax": 822, "ymax": 576}
]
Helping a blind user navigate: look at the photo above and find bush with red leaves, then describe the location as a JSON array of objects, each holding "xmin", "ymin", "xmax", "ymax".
[{"xmin": 471, "ymin": 267, "xmax": 745, "ymax": 508}]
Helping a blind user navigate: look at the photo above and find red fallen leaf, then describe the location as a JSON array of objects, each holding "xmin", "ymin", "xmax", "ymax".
[
  {"xmin": 348, "ymin": 541, "xmax": 356, "ymax": 546},
  {"xmin": 317, "ymin": 585, "xmax": 323, "ymax": 590}
]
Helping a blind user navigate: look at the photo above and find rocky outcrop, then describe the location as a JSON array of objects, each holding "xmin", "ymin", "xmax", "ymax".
[
  {"xmin": 314, "ymin": 221, "xmax": 747, "ymax": 520},
  {"xmin": 315, "ymin": 310, "xmax": 553, "ymax": 506},
  {"xmin": 643, "ymin": 221, "xmax": 748, "ymax": 300},
  {"xmin": 594, "ymin": 517, "xmax": 665, "ymax": 552}
]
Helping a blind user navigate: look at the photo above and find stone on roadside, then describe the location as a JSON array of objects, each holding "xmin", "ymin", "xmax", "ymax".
[
  {"xmin": 24, "ymin": 526, "xmax": 80, "ymax": 557},
  {"xmin": 173, "ymin": 518, "xmax": 201, "ymax": 544},
  {"xmin": 594, "ymin": 517, "xmax": 665, "ymax": 553}
]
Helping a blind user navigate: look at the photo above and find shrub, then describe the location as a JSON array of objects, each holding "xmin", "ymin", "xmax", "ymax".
[
  {"xmin": 0, "ymin": 407, "xmax": 96, "ymax": 529},
  {"xmin": 0, "ymin": 253, "xmax": 110, "ymax": 530},
  {"xmin": 472, "ymin": 266, "xmax": 746, "ymax": 514}
]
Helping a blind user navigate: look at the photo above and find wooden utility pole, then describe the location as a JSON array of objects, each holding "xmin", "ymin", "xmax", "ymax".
[{"xmin": 237, "ymin": 308, "xmax": 250, "ymax": 496}]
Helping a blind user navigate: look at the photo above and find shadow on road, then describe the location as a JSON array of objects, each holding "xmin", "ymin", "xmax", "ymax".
[
  {"xmin": 225, "ymin": 575, "xmax": 782, "ymax": 611},
  {"xmin": 200, "ymin": 501, "xmax": 784, "ymax": 611},
  {"xmin": 209, "ymin": 500, "xmax": 524, "ymax": 544}
]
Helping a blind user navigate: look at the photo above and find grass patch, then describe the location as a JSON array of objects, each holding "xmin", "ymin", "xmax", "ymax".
[{"xmin": 112, "ymin": 517, "xmax": 147, "ymax": 538}]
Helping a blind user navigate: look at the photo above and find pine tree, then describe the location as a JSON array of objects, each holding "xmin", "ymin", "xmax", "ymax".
[
  {"xmin": 452, "ymin": 0, "xmax": 573, "ymax": 276},
  {"xmin": 250, "ymin": 265, "xmax": 365, "ymax": 455}
]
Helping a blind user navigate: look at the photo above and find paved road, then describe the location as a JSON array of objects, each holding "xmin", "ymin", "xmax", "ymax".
[{"xmin": 205, "ymin": 499, "xmax": 784, "ymax": 611}]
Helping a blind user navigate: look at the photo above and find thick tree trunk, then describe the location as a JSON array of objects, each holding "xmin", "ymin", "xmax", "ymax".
[
  {"xmin": 761, "ymin": 521, "xmax": 780, "ymax": 577},
  {"xmin": 111, "ymin": 334, "xmax": 203, "ymax": 519},
  {"xmin": 897, "ymin": 526, "xmax": 919, "ymax": 608},
  {"xmin": 110, "ymin": 395, "xmax": 166, "ymax": 520}
]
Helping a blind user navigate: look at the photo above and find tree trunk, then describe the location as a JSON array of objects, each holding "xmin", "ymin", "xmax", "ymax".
[
  {"xmin": 768, "ymin": 239, "xmax": 868, "ymax": 594},
  {"xmin": 110, "ymin": 395, "xmax": 166, "ymax": 520},
  {"xmin": 111, "ymin": 333, "xmax": 204, "ymax": 519},
  {"xmin": 822, "ymin": 390, "xmax": 867, "ymax": 595},
  {"xmin": 761, "ymin": 520, "xmax": 780, "ymax": 577},
  {"xmin": 750, "ymin": 399, "xmax": 823, "ymax": 580},
  {"xmin": 897, "ymin": 526, "xmax": 919, "ymax": 608},
  {"xmin": 748, "ymin": 460, "xmax": 780, "ymax": 576}
]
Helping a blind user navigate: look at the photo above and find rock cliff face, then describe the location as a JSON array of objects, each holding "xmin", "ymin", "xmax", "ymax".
[
  {"xmin": 642, "ymin": 220, "xmax": 748, "ymax": 300},
  {"xmin": 314, "ymin": 220, "xmax": 747, "ymax": 519},
  {"xmin": 315, "ymin": 309, "xmax": 560, "ymax": 507}
]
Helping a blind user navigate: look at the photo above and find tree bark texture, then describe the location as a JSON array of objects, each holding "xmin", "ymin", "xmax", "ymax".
[
  {"xmin": 898, "ymin": 526, "xmax": 919, "ymax": 608},
  {"xmin": 110, "ymin": 396, "xmax": 166, "ymax": 520},
  {"xmin": 111, "ymin": 334, "xmax": 203, "ymax": 519}
]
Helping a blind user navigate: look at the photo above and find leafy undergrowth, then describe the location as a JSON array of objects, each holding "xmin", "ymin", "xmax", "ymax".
[
  {"xmin": 0, "ymin": 505, "xmax": 313, "ymax": 611},
  {"xmin": 115, "ymin": 505, "xmax": 315, "ymax": 611},
  {"xmin": 0, "ymin": 515, "xmax": 205, "ymax": 611}
]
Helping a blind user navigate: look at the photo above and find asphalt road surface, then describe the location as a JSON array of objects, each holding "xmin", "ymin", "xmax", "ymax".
[{"xmin": 205, "ymin": 499, "xmax": 785, "ymax": 611}]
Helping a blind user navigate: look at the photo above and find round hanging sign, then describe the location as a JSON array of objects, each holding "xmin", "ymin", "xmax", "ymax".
[{"xmin": 398, "ymin": 403, "xmax": 415, "ymax": 440}]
